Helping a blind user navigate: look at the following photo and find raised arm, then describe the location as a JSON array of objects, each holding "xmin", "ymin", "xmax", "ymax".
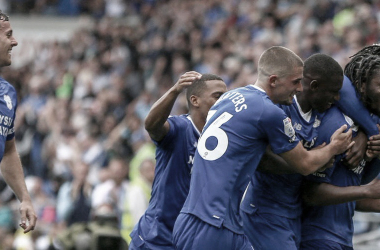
[
  {"xmin": 0, "ymin": 138, "xmax": 37, "ymax": 233},
  {"xmin": 145, "ymin": 71, "xmax": 202, "ymax": 141}
]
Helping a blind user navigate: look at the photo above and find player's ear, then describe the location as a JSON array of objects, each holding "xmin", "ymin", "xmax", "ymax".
[
  {"xmin": 358, "ymin": 80, "xmax": 366, "ymax": 94},
  {"xmin": 269, "ymin": 75, "xmax": 277, "ymax": 88},
  {"xmin": 190, "ymin": 95, "xmax": 200, "ymax": 108},
  {"xmin": 309, "ymin": 79, "xmax": 319, "ymax": 91}
]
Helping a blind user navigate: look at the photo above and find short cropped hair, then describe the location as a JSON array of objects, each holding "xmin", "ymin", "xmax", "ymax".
[
  {"xmin": 304, "ymin": 53, "xmax": 343, "ymax": 82},
  {"xmin": 0, "ymin": 10, "xmax": 9, "ymax": 22},
  {"xmin": 258, "ymin": 46, "xmax": 303, "ymax": 79},
  {"xmin": 186, "ymin": 73, "xmax": 223, "ymax": 107}
]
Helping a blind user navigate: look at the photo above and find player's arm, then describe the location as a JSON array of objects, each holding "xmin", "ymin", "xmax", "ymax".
[
  {"xmin": 303, "ymin": 174, "xmax": 380, "ymax": 207},
  {"xmin": 279, "ymin": 125, "xmax": 354, "ymax": 176},
  {"xmin": 144, "ymin": 71, "xmax": 202, "ymax": 141},
  {"xmin": 0, "ymin": 138, "xmax": 37, "ymax": 233},
  {"xmin": 257, "ymin": 146, "xmax": 297, "ymax": 174},
  {"xmin": 336, "ymin": 76, "xmax": 379, "ymax": 137},
  {"xmin": 355, "ymin": 197, "xmax": 380, "ymax": 212}
]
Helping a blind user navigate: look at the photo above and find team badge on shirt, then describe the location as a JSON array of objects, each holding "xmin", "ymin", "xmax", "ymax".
[
  {"xmin": 313, "ymin": 118, "xmax": 321, "ymax": 128},
  {"xmin": 4, "ymin": 95, "xmax": 12, "ymax": 110},
  {"xmin": 283, "ymin": 117, "xmax": 296, "ymax": 142}
]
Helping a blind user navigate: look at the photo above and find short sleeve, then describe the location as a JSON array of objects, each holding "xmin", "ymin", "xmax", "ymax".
[{"xmin": 259, "ymin": 103, "xmax": 299, "ymax": 154}]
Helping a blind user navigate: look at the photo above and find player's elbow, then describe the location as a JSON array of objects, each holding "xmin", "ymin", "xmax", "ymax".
[
  {"xmin": 295, "ymin": 165, "xmax": 315, "ymax": 176},
  {"xmin": 144, "ymin": 117, "xmax": 154, "ymax": 132}
]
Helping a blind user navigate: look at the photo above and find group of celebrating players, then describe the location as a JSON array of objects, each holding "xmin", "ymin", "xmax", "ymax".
[{"xmin": 129, "ymin": 45, "xmax": 380, "ymax": 250}]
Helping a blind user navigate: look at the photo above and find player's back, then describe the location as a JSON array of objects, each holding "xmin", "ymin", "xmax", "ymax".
[{"xmin": 181, "ymin": 85, "xmax": 299, "ymax": 234}]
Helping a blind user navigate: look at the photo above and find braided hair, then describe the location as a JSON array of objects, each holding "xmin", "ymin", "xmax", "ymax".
[{"xmin": 344, "ymin": 44, "xmax": 380, "ymax": 105}]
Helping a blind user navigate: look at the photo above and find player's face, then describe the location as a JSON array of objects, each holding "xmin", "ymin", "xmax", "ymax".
[
  {"xmin": 312, "ymin": 75, "xmax": 343, "ymax": 113},
  {"xmin": 0, "ymin": 21, "xmax": 17, "ymax": 67},
  {"xmin": 365, "ymin": 74, "xmax": 380, "ymax": 116},
  {"xmin": 198, "ymin": 79, "xmax": 227, "ymax": 117},
  {"xmin": 275, "ymin": 66, "xmax": 303, "ymax": 105}
]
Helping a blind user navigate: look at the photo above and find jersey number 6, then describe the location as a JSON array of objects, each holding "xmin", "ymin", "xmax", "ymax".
[{"xmin": 197, "ymin": 112, "xmax": 233, "ymax": 161}]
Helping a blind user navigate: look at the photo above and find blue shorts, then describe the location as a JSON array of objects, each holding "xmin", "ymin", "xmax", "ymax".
[
  {"xmin": 129, "ymin": 229, "xmax": 175, "ymax": 250},
  {"xmin": 241, "ymin": 209, "xmax": 300, "ymax": 250},
  {"xmin": 173, "ymin": 213, "xmax": 253, "ymax": 250},
  {"xmin": 300, "ymin": 239, "xmax": 353, "ymax": 250}
]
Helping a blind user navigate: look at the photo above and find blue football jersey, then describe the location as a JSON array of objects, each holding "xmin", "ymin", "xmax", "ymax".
[
  {"xmin": 180, "ymin": 85, "xmax": 299, "ymax": 234},
  {"xmin": 240, "ymin": 97, "xmax": 324, "ymax": 219},
  {"xmin": 0, "ymin": 77, "xmax": 17, "ymax": 161},
  {"xmin": 130, "ymin": 114, "xmax": 200, "ymax": 247},
  {"xmin": 302, "ymin": 106, "xmax": 368, "ymax": 247},
  {"xmin": 336, "ymin": 76, "xmax": 380, "ymax": 137}
]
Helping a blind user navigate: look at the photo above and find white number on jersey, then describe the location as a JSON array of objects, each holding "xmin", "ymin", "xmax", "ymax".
[{"xmin": 198, "ymin": 112, "xmax": 233, "ymax": 161}]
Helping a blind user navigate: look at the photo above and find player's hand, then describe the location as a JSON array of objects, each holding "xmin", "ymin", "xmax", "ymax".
[
  {"xmin": 330, "ymin": 125, "xmax": 355, "ymax": 155},
  {"xmin": 343, "ymin": 130, "xmax": 367, "ymax": 169},
  {"xmin": 19, "ymin": 199, "xmax": 37, "ymax": 233},
  {"xmin": 367, "ymin": 124, "xmax": 380, "ymax": 159},
  {"xmin": 173, "ymin": 71, "xmax": 202, "ymax": 93}
]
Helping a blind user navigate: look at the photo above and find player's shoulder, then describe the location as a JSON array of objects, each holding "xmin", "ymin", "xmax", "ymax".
[
  {"xmin": 0, "ymin": 77, "xmax": 15, "ymax": 94},
  {"xmin": 168, "ymin": 114, "xmax": 190, "ymax": 123},
  {"xmin": 323, "ymin": 106, "xmax": 345, "ymax": 121},
  {"xmin": 167, "ymin": 114, "xmax": 194, "ymax": 130}
]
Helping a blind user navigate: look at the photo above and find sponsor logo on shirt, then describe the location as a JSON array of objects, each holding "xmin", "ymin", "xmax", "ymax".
[
  {"xmin": 351, "ymin": 159, "xmax": 366, "ymax": 175},
  {"xmin": 294, "ymin": 122, "xmax": 302, "ymax": 131},
  {"xmin": 188, "ymin": 155, "xmax": 194, "ymax": 165},
  {"xmin": 312, "ymin": 172, "xmax": 326, "ymax": 178},
  {"xmin": 4, "ymin": 95, "xmax": 12, "ymax": 110},
  {"xmin": 313, "ymin": 118, "xmax": 320, "ymax": 128}
]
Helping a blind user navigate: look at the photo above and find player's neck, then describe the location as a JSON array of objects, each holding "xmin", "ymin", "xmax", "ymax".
[
  {"xmin": 190, "ymin": 113, "xmax": 204, "ymax": 133},
  {"xmin": 296, "ymin": 93, "xmax": 312, "ymax": 113}
]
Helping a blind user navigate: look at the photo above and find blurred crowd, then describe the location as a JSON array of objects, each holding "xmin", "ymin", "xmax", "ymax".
[{"xmin": 0, "ymin": 0, "xmax": 379, "ymax": 249}]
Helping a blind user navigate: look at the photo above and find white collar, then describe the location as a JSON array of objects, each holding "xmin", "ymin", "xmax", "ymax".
[
  {"xmin": 294, "ymin": 96, "xmax": 312, "ymax": 122},
  {"xmin": 187, "ymin": 116, "xmax": 201, "ymax": 136},
  {"xmin": 251, "ymin": 84, "xmax": 266, "ymax": 93}
]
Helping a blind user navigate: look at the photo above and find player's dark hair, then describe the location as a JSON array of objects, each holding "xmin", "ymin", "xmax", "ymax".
[
  {"xmin": 304, "ymin": 53, "xmax": 343, "ymax": 83},
  {"xmin": 186, "ymin": 74, "xmax": 223, "ymax": 107},
  {"xmin": 344, "ymin": 44, "xmax": 380, "ymax": 102}
]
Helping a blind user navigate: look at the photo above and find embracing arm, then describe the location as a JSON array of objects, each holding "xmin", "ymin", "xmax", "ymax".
[
  {"xmin": 0, "ymin": 138, "xmax": 37, "ymax": 233},
  {"xmin": 356, "ymin": 197, "xmax": 380, "ymax": 212},
  {"xmin": 336, "ymin": 76, "xmax": 379, "ymax": 137},
  {"xmin": 145, "ymin": 71, "xmax": 202, "ymax": 141},
  {"xmin": 280, "ymin": 125, "xmax": 354, "ymax": 176},
  {"xmin": 257, "ymin": 146, "xmax": 297, "ymax": 174},
  {"xmin": 303, "ymin": 178, "xmax": 380, "ymax": 206}
]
